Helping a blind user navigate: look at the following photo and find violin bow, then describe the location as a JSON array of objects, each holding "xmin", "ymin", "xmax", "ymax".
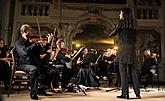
[
  {"xmin": 36, "ymin": 16, "xmax": 42, "ymax": 39},
  {"xmin": 71, "ymin": 46, "xmax": 84, "ymax": 61},
  {"xmin": 51, "ymin": 28, "xmax": 56, "ymax": 51}
]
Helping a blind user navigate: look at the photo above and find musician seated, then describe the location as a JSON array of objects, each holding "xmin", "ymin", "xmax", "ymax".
[
  {"xmin": 32, "ymin": 42, "xmax": 61, "ymax": 92},
  {"xmin": 52, "ymin": 39, "xmax": 73, "ymax": 89},
  {"xmin": 40, "ymin": 51, "xmax": 61, "ymax": 89},
  {"xmin": 0, "ymin": 38, "xmax": 11, "ymax": 91},
  {"xmin": 76, "ymin": 47, "xmax": 100, "ymax": 87},
  {"xmin": 15, "ymin": 24, "xmax": 55, "ymax": 100},
  {"xmin": 140, "ymin": 49, "xmax": 158, "ymax": 89}
]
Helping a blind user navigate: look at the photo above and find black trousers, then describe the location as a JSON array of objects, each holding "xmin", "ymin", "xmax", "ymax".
[
  {"xmin": 61, "ymin": 66, "xmax": 73, "ymax": 88},
  {"xmin": 141, "ymin": 68, "xmax": 156, "ymax": 88},
  {"xmin": 34, "ymin": 63, "xmax": 60, "ymax": 89},
  {"xmin": 20, "ymin": 64, "xmax": 38, "ymax": 95},
  {"xmin": 0, "ymin": 61, "xmax": 11, "ymax": 91},
  {"xmin": 119, "ymin": 63, "xmax": 140, "ymax": 96}
]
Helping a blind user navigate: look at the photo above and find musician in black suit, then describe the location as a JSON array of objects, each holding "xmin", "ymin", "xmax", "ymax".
[
  {"xmin": 53, "ymin": 39, "xmax": 73, "ymax": 89},
  {"xmin": 15, "ymin": 24, "xmax": 53, "ymax": 100},
  {"xmin": 0, "ymin": 95, "xmax": 3, "ymax": 101},
  {"xmin": 109, "ymin": 8, "xmax": 141, "ymax": 99}
]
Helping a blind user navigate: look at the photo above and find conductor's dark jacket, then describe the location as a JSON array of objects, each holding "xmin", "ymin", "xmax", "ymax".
[{"xmin": 109, "ymin": 20, "xmax": 136, "ymax": 64}]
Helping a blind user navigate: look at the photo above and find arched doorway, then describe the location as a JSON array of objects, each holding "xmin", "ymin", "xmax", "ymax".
[
  {"xmin": 67, "ymin": 13, "xmax": 117, "ymax": 51},
  {"xmin": 73, "ymin": 23, "xmax": 114, "ymax": 50}
]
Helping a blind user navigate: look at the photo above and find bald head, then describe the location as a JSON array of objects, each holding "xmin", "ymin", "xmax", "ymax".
[
  {"xmin": 20, "ymin": 24, "xmax": 32, "ymax": 35},
  {"xmin": 20, "ymin": 24, "xmax": 33, "ymax": 40}
]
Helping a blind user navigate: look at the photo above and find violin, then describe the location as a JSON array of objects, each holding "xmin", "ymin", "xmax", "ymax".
[
  {"xmin": 30, "ymin": 37, "xmax": 47, "ymax": 42},
  {"xmin": 60, "ymin": 48, "xmax": 73, "ymax": 55},
  {"xmin": 30, "ymin": 37, "xmax": 49, "ymax": 47}
]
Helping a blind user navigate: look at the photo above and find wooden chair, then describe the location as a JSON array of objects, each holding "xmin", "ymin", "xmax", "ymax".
[{"xmin": 7, "ymin": 50, "xmax": 30, "ymax": 97}]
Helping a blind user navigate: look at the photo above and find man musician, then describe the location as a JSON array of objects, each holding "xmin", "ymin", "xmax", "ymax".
[
  {"xmin": 52, "ymin": 39, "xmax": 73, "ymax": 89},
  {"xmin": 140, "ymin": 49, "xmax": 158, "ymax": 89},
  {"xmin": 15, "ymin": 24, "xmax": 56, "ymax": 100}
]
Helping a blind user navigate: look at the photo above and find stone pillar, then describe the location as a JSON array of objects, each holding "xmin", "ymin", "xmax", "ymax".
[
  {"xmin": 127, "ymin": 0, "xmax": 136, "ymax": 28},
  {"xmin": 0, "ymin": 0, "xmax": 10, "ymax": 44},
  {"xmin": 0, "ymin": 0, "xmax": 2, "ymax": 36},
  {"xmin": 7, "ymin": 0, "xmax": 16, "ymax": 45},
  {"xmin": 11, "ymin": 0, "xmax": 19, "ymax": 47},
  {"xmin": 159, "ymin": 0, "xmax": 165, "ymax": 82},
  {"xmin": 64, "ymin": 24, "xmax": 73, "ymax": 69},
  {"xmin": 64, "ymin": 24, "xmax": 73, "ymax": 50}
]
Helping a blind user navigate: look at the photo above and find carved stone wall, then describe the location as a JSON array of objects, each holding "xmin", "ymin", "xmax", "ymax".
[{"xmin": 2, "ymin": 0, "xmax": 164, "ymax": 81}]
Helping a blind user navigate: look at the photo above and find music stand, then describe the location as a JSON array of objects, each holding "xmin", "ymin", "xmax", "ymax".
[
  {"xmin": 61, "ymin": 81, "xmax": 87, "ymax": 96},
  {"xmin": 106, "ymin": 59, "xmax": 121, "ymax": 92}
]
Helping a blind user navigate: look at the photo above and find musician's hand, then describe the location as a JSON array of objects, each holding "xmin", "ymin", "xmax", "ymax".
[
  {"xmin": 47, "ymin": 33, "xmax": 53, "ymax": 43},
  {"xmin": 77, "ymin": 60, "xmax": 82, "ymax": 64},
  {"xmin": 90, "ymin": 63, "xmax": 95, "ymax": 66},
  {"xmin": 108, "ymin": 61, "xmax": 112, "ymax": 64},
  {"xmin": 65, "ymin": 54, "xmax": 70, "ymax": 58}
]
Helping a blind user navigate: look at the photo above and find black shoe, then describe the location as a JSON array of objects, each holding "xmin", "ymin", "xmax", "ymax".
[
  {"xmin": 38, "ymin": 88, "xmax": 52, "ymax": 96},
  {"xmin": 30, "ymin": 94, "xmax": 38, "ymax": 100},
  {"xmin": 117, "ymin": 95, "xmax": 129, "ymax": 99},
  {"xmin": 38, "ymin": 91, "xmax": 52, "ymax": 96}
]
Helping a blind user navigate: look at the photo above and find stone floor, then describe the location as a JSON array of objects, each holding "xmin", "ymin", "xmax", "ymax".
[{"xmin": 1, "ymin": 86, "xmax": 165, "ymax": 101}]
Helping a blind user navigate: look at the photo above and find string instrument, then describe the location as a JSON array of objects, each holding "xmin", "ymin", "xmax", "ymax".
[
  {"xmin": 51, "ymin": 46, "xmax": 84, "ymax": 61},
  {"xmin": 30, "ymin": 37, "xmax": 47, "ymax": 42},
  {"xmin": 60, "ymin": 48, "xmax": 73, "ymax": 55}
]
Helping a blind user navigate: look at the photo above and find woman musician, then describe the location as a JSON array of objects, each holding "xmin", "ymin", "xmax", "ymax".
[
  {"xmin": 0, "ymin": 38, "xmax": 11, "ymax": 92},
  {"xmin": 76, "ymin": 47, "xmax": 100, "ymax": 87}
]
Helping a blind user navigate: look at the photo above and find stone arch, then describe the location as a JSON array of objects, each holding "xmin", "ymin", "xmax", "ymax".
[
  {"xmin": 66, "ymin": 12, "xmax": 116, "ymax": 49},
  {"xmin": 71, "ymin": 13, "xmax": 115, "ymax": 37}
]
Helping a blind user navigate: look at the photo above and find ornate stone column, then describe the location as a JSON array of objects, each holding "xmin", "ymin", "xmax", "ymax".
[
  {"xmin": 65, "ymin": 24, "xmax": 74, "ymax": 49},
  {"xmin": 0, "ymin": 0, "xmax": 10, "ymax": 44},
  {"xmin": 0, "ymin": 0, "xmax": 2, "ymax": 36},
  {"xmin": 63, "ymin": 24, "xmax": 71, "ymax": 49},
  {"xmin": 159, "ymin": 0, "xmax": 165, "ymax": 82}
]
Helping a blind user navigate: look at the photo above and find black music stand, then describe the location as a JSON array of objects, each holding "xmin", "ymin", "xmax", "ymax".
[
  {"xmin": 106, "ymin": 58, "xmax": 121, "ymax": 92},
  {"xmin": 61, "ymin": 81, "xmax": 87, "ymax": 96}
]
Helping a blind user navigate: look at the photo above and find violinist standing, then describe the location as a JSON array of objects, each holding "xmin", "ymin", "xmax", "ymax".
[
  {"xmin": 15, "ymin": 24, "xmax": 53, "ymax": 100},
  {"xmin": 109, "ymin": 8, "xmax": 141, "ymax": 99}
]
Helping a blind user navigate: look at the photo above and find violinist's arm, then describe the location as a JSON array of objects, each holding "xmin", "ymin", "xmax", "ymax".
[
  {"xmin": 76, "ymin": 57, "xmax": 82, "ymax": 64},
  {"xmin": 64, "ymin": 55, "xmax": 71, "ymax": 63},
  {"xmin": 41, "ymin": 43, "xmax": 50, "ymax": 53},
  {"xmin": 16, "ymin": 40, "xmax": 36, "ymax": 56}
]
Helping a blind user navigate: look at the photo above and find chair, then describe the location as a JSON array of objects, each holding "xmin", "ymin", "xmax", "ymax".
[
  {"xmin": 140, "ymin": 64, "xmax": 159, "ymax": 91},
  {"xmin": 151, "ymin": 64, "xmax": 160, "ymax": 90},
  {"xmin": 7, "ymin": 50, "xmax": 30, "ymax": 97}
]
